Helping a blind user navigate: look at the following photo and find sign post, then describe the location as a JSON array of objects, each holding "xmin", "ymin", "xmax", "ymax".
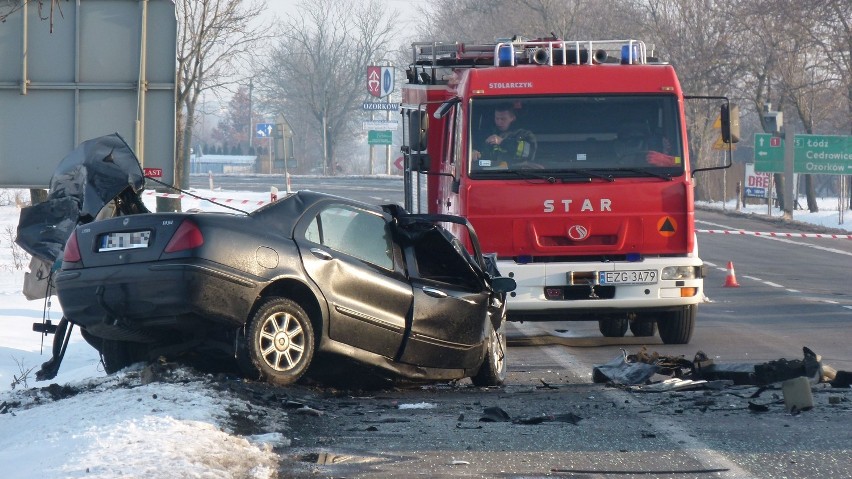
[
  {"xmin": 754, "ymin": 133, "xmax": 785, "ymax": 173},
  {"xmin": 366, "ymin": 63, "xmax": 396, "ymax": 174},
  {"xmin": 256, "ymin": 123, "xmax": 274, "ymax": 174}
]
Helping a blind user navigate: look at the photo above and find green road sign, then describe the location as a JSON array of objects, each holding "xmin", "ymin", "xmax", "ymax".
[
  {"xmin": 754, "ymin": 133, "xmax": 784, "ymax": 173},
  {"xmin": 368, "ymin": 130, "xmax": 393, "ymax": 145},
  {"xmin": 793, "ymin": 134, "xmax": 852, "ymax": 175}
]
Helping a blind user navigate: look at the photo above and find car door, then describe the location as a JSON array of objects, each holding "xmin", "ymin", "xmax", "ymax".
[
  {"xmin": 397, "ymin": 223, "xmax": 491, "ymax": 370},
  {"xmin": 295, "ymin": 202, "xmax": 413, "ymax": 359}
]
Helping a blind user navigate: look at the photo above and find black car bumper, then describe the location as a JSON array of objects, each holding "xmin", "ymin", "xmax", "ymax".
[{"xmin": 55, "ymin": 259, "xmax": 262, "ymax": 339}]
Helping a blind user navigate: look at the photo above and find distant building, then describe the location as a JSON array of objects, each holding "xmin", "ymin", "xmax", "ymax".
[{"xmin": 190, "ymin": 154, "xmax": 257, "ymax": 174}]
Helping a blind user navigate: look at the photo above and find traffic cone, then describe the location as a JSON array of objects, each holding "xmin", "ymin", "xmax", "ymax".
[{"xmin": 723, "ymin": 261, "xmax": 740, "ymax": 287}]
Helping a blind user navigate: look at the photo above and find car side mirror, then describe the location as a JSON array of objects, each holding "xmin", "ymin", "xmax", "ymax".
[{"xmin": 491, "ymin": 276, "xmax": 516, "ymax": 293}]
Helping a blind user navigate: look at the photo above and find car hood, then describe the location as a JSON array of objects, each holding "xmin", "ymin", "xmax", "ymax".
[{"xmin": 16, "ymin": 133, "xmax": 146, "ymax": 263}]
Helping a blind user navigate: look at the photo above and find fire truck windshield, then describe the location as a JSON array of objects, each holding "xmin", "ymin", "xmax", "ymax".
[{"xmin": 468, "ymin": 95, "xmax": 684, "ymax": 179}]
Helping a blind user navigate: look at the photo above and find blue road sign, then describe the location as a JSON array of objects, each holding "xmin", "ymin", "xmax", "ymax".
[{"xmin": 256, "ymin": 123, "xmax": 274, "ymax": 138}]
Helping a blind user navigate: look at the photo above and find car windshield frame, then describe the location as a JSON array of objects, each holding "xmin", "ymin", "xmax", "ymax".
[{"xmin": 467, "ymin": 94, "xmax": 685, "ymax": 180}]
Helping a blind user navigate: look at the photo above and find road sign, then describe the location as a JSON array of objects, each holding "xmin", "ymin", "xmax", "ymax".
[
  {"xmin": 367, "ymin": 66, "xmax": 394, "ymax": 98},
  {"xmin": 793, "ymin": 134, "xmax": 852, "ymax": 175},
  {"xmin": 362, "ymin": 120, "xmax": 399, "ymax": 131},
  {"xmin": 368, "ymin": 130, "xmax": 393, "ymax": 145},
  {"xmin": 362, "ymin": 102, "xmax": 400, "ymax": 111},
  {"xmin": 754, "ymin": 133, "xmax": 784, "ymax": 173},
  {"xmin": 744, "ymin": 163, "xmax": 771, "ymax": 198},
  {"xmin": 143, "ymin": 167, "xmax": 163, "ymax": 178},
  {"xmin": 255, "ymin": 123, "xmax": 274, "ymax": 138}
]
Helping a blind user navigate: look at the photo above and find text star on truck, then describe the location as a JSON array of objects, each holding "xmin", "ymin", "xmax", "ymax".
[{"xmin": 399, "ymin": 38, "xmax": 739, "ymax": 344}]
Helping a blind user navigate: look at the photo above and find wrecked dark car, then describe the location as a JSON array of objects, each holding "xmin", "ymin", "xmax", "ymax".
[{"xmin": 23, "ymin": 135, "xmax": 516, "ymax": 386}]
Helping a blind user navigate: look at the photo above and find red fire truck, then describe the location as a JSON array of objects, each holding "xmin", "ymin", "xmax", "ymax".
[{"xmin": 399, "ymin": 38, "xmax": 738, "ymax": 344}]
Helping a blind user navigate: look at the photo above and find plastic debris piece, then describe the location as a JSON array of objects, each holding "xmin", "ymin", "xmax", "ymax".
[{"xmin": 479, "ymin": 406, "xmax": 511, "ymax": 422}]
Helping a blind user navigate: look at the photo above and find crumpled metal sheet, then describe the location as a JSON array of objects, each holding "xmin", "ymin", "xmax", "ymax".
[{"xmin": 16, "ymin": 133, "xmax": 145, "ymax": 263}]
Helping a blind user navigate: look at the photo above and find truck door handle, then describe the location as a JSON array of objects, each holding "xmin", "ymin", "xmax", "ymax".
[
  {"xmin": 421, "ymin": 286, "xmax": 448, "ymax": 298},
  {"xmin": 309, "ymin": 248, "xmax": 333, "ymax": 260}
]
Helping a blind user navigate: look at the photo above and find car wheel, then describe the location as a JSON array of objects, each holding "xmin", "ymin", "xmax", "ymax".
[
  {"xmin": 599, "ymin": 318, "xmax": 628, "ymax": 337},
  {"xmin": 246, "ymin": 297, "xmax": 315, "ymax": 386},
  {"xmin": 657, "ymin": 305, "xmax": 696, "ymax": 344},
  {"xmin": 101, "ymin": 339, "xmax": 149, "ymax": 374},
  {"xmin": 472, "ymin": 319, "xmax": 507, "ymax": 387},
  {"xmin": 629, "ymin": 318, "xmax": 657, "ymax": 337}
]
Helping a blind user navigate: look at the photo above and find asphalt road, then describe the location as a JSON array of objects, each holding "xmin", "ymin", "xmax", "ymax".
[{"xmin": 193, "ymin": 175, "xmax": 852, "ymax": 477}]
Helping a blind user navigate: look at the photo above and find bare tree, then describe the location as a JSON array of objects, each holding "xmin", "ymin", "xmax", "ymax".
[
  {"xmin": 172, "ymin": 0, "xmax": 268, "ymax": 208},
  {"xmin": 0, "ymin": 0, "xmax": 65, "ymax": 31},
  {"xmin": 634, "ymin": 0, "xmax": 744, "ymax": 201},
  {"xmin": 800, "ymin": 0, "xmax": 852, "ymax": 208},
  {"xmin": 415, "ymin": 0, "xmax": 640, "ymax": 42},
  {"xmin": 258, "ymin": 0, "xmax": 396, "ymax": 175},
  {"xmin": 730, "ymin": 0, "xmax": 791, "ymax": 210}
]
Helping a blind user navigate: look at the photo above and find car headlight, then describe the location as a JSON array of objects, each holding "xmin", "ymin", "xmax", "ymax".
[{"xmin": 661, "ymin": 266, "xmax": 699, "ymax": 280}]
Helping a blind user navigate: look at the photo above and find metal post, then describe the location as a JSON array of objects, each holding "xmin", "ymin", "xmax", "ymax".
[
  {"xmin": 386, "ymin": 97, "xmax": 391, "ymax": 175},
  {"xmin": 322, "ymin": 110, "xmax": 329, "ymax": 176},
  {"xmin": 248, "ymin": 79, "xmax": 253, "ymax": 150},
  {"xmin": 369, "ymin": 109, "xmax": 375, "ymax": 175},
  {"xmin": 783, "ymin": 128, "xmax": 795, "ymax": 219}
]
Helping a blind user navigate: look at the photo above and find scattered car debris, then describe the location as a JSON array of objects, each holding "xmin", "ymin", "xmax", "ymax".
[
  {"xmin": 477, "ymin": 406, "xmax": 582, "ymax": 425},
  {"xmin": 397, "ymin": 402, "xmax": 437, "ymax": 410},
  {"xmin": 631, "ymin": 378, "xmax": 708, "ymax": 393},
  {"xmin": 592, "ymin": 345, "xmax": 851, "ymax": 413},
  {"xmin": 592, "ymin": 349, "xmax": 658, "ymax": 385},
  {"xmin": 831, "ymin": 371, "xmax": 852, "ymax": 388},
  {"xmin": 479, "ymin": 406, "xmax": 511, "ymax": 422},
  {"xmin": 512, "ymin": 413, "xmax": 583, "ymax": 425},
  {"xmin": 781, "ymin": 377, "xmax": 814, "ymax": 412}
]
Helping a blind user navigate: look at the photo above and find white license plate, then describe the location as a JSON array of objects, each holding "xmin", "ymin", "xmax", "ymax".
[
  {"xmin": 99, "ymin": 230, "xmax": 151, "ymax": 251},
  {"xmin": 599, "ymin": 270, "xmax": 658, "ymax": 285}
]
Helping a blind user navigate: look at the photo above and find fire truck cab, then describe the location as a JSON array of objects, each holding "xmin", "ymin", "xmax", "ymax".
[{"xmin": 400, "ymin": 39, "xmax": 737, "ymax": 344}]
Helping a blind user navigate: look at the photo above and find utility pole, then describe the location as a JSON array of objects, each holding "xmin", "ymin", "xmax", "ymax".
[{"xmin": 248, "ymin": 78, "xmax": 253, "ymax": 150}]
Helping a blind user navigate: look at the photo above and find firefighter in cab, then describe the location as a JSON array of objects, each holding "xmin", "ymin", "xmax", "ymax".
[{"xmin": 472, "ymin": 103, "xmax": 539, "ymax": 169}]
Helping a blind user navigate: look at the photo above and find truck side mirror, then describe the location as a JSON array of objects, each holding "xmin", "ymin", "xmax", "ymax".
[
  {"xmin": 409, "ymin": 152, "xmax": 430, "ymax": 172},
  {"xmin": 721, "ymin": 103, "xmax": 740, "ymax": 144},
  {"xmin": 408, "ymin": 110, "xmax": 428, "ymax": 152}
]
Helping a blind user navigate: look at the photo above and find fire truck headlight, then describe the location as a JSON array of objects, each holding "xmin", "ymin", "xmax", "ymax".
[{"xmin": 661, "ymin": 266, "xmax": 699, "ymax": 280}]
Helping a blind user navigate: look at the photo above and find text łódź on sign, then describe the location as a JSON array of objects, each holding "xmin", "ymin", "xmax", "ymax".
[{"xmin": 755, "ymin": 133, "xmax": 851, "ymax": 175}]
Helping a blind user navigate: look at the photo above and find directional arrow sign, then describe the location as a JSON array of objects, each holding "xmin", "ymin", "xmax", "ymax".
[
  {"xmin": 754, "ymin": 133, "xmax": 784, "ymax": 173},
  {"xmin": 255, "ymin": 123, "xmax": 274, "ymax": 138},
  {"xmin": 793, "ymin": 134, "xmax": 852, "ymax": 175}
]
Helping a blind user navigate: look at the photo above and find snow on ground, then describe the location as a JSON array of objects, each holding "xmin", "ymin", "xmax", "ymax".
[
  {"xmin": 0, "ymin": 186, "xmax": 849, "ymax": 478},
  {"xmin": 0, "ymin": 188, "xmax": 284, "ymax": 479}
]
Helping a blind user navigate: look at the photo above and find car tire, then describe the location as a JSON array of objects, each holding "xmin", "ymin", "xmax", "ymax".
[
  {"xmin": 246, "ymin": 297, "xmax": 315, "ymax": 386},
  {"xmin": 657, "ymin": 305, "xmax": 696, "ymax": 344},
  {"xmin": 629, "ymin": 318, "xmax": 657, "ymax": 337},
  {"xmin": 471, "ymin": 320, "xmax": 507, "ymax": 387},
  {"xmin": 599, "ymin": 318, "xmax": 628, "ymax": 337},
  {"xmin": 101, "ymin": 339, "xmax": 149, "ymax": 374}
]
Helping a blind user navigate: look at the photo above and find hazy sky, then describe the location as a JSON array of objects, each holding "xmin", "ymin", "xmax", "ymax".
[{"xmin": 264, "ymin": 0, "xmax": 426, "ymax": 27}]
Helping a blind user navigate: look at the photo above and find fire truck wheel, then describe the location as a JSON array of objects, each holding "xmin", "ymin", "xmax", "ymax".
[
  {"xmin": 629, "ymin": 318, "xmax": 657, "ymax": 337},
  {"xmin": 598, "ymin": 318, "xmax": 628, "ymax": 337},
  {"xmin": 657, "ymin": 305, "xmax": 696, "ymax": 344}
]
